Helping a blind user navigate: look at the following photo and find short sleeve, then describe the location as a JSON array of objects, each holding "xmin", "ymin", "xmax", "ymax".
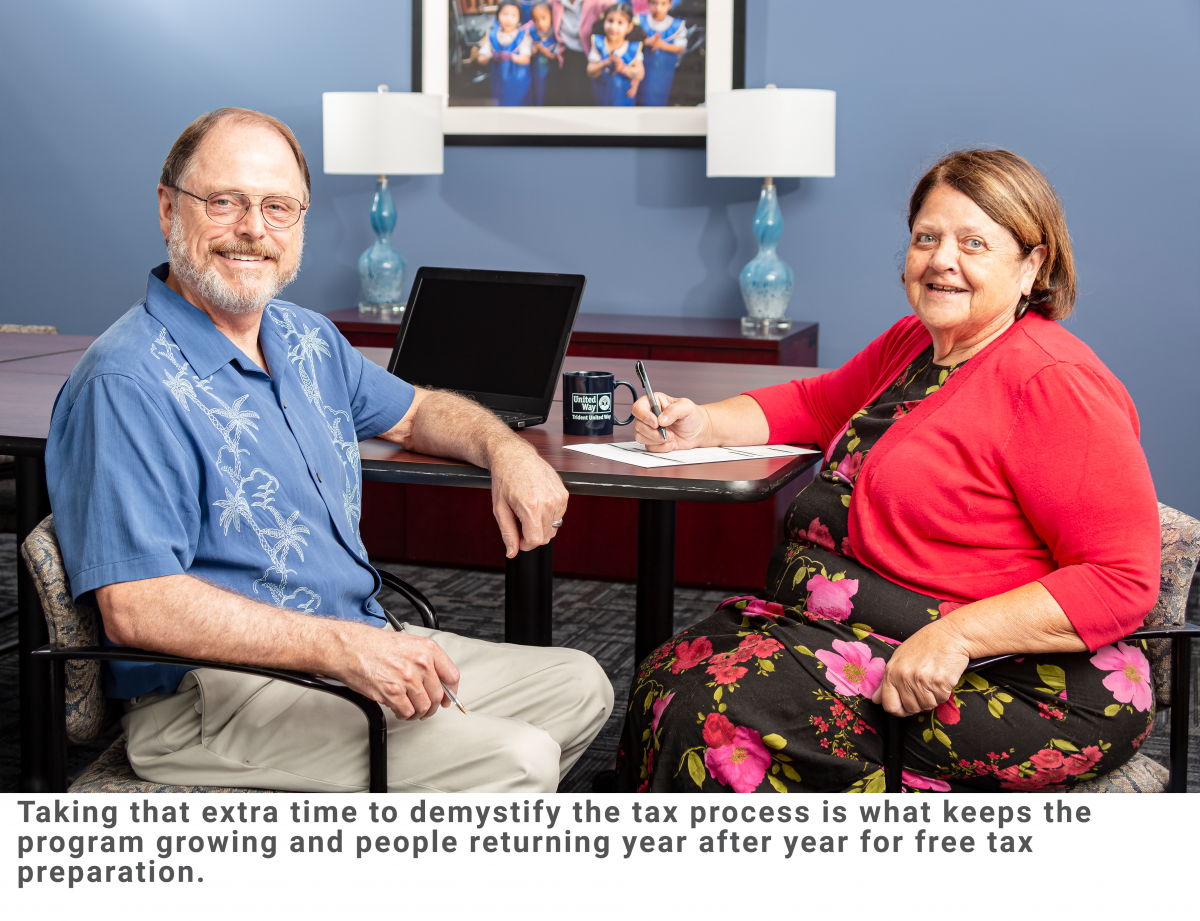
[
  {"xmin": 45, "ymin": 374, "xmax": 201, "ymax": 599},
  {"xmin": 346, "ymin": 349, "xmax": 416, "ymax": 441},
  {"xmin": 518, "ymin": 33, "xmax": 532, "ymax": 56},
  {"xmin": 588, "ymin": 36, "xmax": 602, "ymax": 61},
  {"xmin": 479, "ymin": 34, "xmax": 494, "ymax": 55}
]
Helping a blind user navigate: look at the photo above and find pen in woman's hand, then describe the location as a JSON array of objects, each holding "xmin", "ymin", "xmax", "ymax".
[{"xmin": 635, "ymin": 360, "xmax": 669, "ymax": 442}]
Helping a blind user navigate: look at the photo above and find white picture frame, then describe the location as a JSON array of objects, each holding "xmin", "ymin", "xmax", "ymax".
[{"xmin": 416, "ymin": 0, "xmax": 743, "ymax": 145}]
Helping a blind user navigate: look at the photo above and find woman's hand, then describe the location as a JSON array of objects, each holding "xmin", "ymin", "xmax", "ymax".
[
  {"xmin": 870, "ymin": 619, "xmax": 970, "ymax": 717},
  {"xmin": 631, "ymin": 392, "xmax": 709, "ymax": 452}
]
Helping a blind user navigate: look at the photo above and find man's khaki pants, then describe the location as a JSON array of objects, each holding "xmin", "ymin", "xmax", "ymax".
[{"xmin": 123, "ymin": 624, "xmax": 614, "ymax": 793}]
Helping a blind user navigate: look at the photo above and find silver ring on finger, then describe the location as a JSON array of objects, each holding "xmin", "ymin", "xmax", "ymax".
[{"xmin": 552, "ymin": 518, "xmax": 564, "ymax": 528}]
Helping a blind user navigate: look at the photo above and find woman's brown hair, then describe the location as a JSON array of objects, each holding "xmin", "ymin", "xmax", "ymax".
[{"xmin": 907, "ymin": 149, "xmax": 1076, "ymax": 320}]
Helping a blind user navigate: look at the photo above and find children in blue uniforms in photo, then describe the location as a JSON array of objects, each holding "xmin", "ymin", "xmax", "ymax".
[
  {"xmin": 515, "ymin": 0, "xmax": 538, "ymax": 24},
  {"xmin": 636, "ymin": 0, "xmax": 687, "ymax": 106},
  {"xmin": 477, "ymin": 1, "xmax": 533, "ymax": 106},
  {"xmin": 529, "ymin": 2, "xmax": 560, "ymax": 106},
  {"xmin": 586, "ymin": 3, "xmax": 644, "ymax": 107}
]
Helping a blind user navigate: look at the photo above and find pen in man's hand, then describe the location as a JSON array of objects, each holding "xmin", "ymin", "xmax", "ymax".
[
  {"xmin": 635, "ymin": 360, "xmax": 669, "ymax": 443},
  {"xmin": 396, "ymin": 622, "xmax": 467, "ymax": 713}
]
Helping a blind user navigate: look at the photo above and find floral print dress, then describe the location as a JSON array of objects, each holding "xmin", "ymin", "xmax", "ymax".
[{"xmin": 616, "ymin": 346, "xmax": 1156, "ymax": 793}]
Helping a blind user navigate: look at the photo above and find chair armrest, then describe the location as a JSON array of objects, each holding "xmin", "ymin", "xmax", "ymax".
[
  {"xmin": 376, "ymin": 568, "xmax": 440, "ymax": 631},
  {"xmin": 30, "ymin": 644, "xmax": 389, "ymax": 793},
  {"xmin": 884, "ymin": 623, "xmax": 1199, "ymax": 794},
  {"xmin": 962, "ymin": 623, "xmax": 1200, "ymax": 672}
]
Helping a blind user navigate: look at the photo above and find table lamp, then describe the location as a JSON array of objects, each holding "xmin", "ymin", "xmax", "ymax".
[
  {"xmin": 707, "ymin": 86, "xmax": 836, "ymax": 336},
  {"xmin": 322, "ymin": 86, "xmax": 444, "ymax": 314}
]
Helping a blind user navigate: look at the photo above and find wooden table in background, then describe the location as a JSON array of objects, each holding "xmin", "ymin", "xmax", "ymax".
[{"xmin": 325, "ymin": 308, "xmax": 820, "ymax": 367}]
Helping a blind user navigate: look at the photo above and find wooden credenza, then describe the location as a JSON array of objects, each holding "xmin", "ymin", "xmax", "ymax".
[{"xmin": 328, "ymin": 309, "xmax": 821, "ymax": 590}]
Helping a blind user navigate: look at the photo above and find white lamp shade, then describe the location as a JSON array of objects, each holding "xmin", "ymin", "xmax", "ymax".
[
  {"xmin": 322, "ymin": 91, "xmax": 444, "ymax": 175},
  {"xmin": 706, "ymin": 88, "xmax": 836, "ymax": 178}
]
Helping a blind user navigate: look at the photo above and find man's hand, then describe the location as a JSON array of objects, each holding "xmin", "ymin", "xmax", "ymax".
[
  {"xmin": 870, "ymin": 620, "xmax": 970, "ymax": 717},
  {"xmin": 489, "ymin": 439, "xmax": 569, "ymax": 557},
  {"xmin": 380, "ymin": 388, "xmax": 568, "ymax": 558},
  {"xmin": 339, "ymin": 629, "xmax": 460, "ymax": 721},
  {"xmin": 96, "ymin": 574, "xmax": 462, "ymax": 723},
  {"xmin": 631, "ymin": 392, "xmax": 710, "ymax": 452}
]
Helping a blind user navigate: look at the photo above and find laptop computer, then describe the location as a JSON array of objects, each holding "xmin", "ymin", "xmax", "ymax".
[{"xmin": 386, "ymin": 266, "xmax": 586, "ymax": 429}]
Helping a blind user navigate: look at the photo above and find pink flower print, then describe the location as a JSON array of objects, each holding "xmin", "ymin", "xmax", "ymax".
[
  {"xmin": 1063, "ymin": 746, "xmax": 1102, "ymax": 776},
  {"xmin": 670, "ymin": 636, "xmax": 713, "ymax": 674},
  {"xmin": 736, "ymin": 633, "xmax": 784, "ymax": 660},
  {"xmin": 901, "ymin": 770, "xmax": 951, "ymax": 792},
  {"xmin": 892, "ymin": 400, "xmax": 923, "ymax": 420},
  {"xmin": 936, "ymin": 601, "xmax": 964, "ymax": 618},
  {"xmin": 832, "ymin": 451, "xmax": 863, "ymax": 485},
  {"xmin": 795, "ymin": 517, "xmax": 835, "ymax": 552},
  {"xmin": 1028, "ymin": 749, "xmax": 1065, "ymax": 772},
  {"xmin": 704, "ymin": 725, "xmax": 772, "ymax": 793},
  {"xmin": 717, "ymin": 596, "xmax": 786, "ymax": 622},
  {"xmin": 996, "ymin": 766, "xmax": 1066, "ymax": 792},
  {"xmin": 702, "ymin": 712, "xmax": 737, "ymax": 748},
  {"xmin": 706, "ymin": 660, "xmax": 749, "ymax": 685},
  {"xmin": 650, "ymin": 692, "xmax": 675, "ymax": 733},
  {"xmin": 935, "ymin": 696, "xmax": 961, "ymax": 725},
  {"xmin": 841, "ymin": 536, "xmax": 855, "ymax": 558},
  {"xmin": 805, "ymin": 573, "xmax": 860, "ymax": 622},
  {"xmin": 814, "ymin": 639, "xmax": 886, "ymax": 698},
  {"xmin": 1090, "ymin": 642, "xmax": 1153, "ymax": 712}
]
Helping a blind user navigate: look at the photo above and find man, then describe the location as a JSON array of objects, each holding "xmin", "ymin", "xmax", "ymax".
[{"xmin": 45, "ymin": 108, "xmax": 613, "ymax": 792}]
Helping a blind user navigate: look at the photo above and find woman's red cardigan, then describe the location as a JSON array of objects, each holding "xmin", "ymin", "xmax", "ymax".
[{"xmin": 744, "ymin": 313, "xmax": 1160, "ymax": 651}]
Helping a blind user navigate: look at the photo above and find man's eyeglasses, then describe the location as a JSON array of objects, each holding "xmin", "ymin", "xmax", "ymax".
[{"xmin": 174, "ymin": 187, "xmax": 307, "ymax": 229}]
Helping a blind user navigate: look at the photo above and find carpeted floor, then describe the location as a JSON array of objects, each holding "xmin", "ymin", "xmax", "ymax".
[{"xmin": 1, "ymin": 532, "xmax": 1197, "ymax": 792}]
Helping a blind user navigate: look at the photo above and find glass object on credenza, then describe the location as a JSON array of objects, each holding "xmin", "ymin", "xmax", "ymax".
[
  {"xmin": 706, "ymin": 85, "xmax": 836, "ymax": 338},
  {"xmin": 739, "ymin": 177, "xmax": 792, "ymax": 336},
  {"xmin": 358, "ymin": 176, "xmax": 406, "ymax": 315},
  {"xmin": 322, "ymin": 86, "xmax": 443, "ymax": 316}
]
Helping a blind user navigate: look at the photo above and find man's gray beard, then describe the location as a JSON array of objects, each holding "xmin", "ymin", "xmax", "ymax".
[{"xmin": 166, "ymin": 216, "xmax": 303, "ymax": 316}]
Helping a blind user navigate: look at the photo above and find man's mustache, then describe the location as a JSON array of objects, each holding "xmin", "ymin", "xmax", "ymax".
[{"xmin": 209, "ymin": 238, "xmax": 284, "ymax": 261}]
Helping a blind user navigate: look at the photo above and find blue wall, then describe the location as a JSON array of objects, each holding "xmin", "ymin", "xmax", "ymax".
[{"xmin": 2, "ymin": 1, "xmax": 1197, "ymax": 513}]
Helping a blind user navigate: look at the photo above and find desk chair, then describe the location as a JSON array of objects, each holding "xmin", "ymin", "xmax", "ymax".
[
  {"xmin": 21, "ymin": 514, "xmax": 439, "ymax": 794},
  {"xmin": 884, "ymin": 504, "xmax": 1200, "ymax": 793}
]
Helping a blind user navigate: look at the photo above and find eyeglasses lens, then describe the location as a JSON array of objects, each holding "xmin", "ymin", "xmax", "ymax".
[{"xmin": 204, "ymin": 192, "xmax": 302, "ymax": 228}]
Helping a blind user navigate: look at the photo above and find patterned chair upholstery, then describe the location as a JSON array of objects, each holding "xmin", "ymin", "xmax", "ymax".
[
  {"xmin": 21, "ymin": 514, "xmax": 414, "ymax": 793},
  {"xmin": 21, "ymin": 515, "xmax": 264, "ymax": 792}
]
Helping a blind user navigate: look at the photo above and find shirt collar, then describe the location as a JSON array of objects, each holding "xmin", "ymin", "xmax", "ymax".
[{"xmin": 143, "ymin": 263, "xmax": 266, "ymax": 379}]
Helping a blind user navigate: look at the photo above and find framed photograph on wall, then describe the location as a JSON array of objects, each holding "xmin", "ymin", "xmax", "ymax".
[{"xmin": 414, "ymin": 0, "xmax": 746, "ymax": 146}]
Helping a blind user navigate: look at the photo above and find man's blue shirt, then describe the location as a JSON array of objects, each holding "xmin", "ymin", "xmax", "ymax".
[{"xmin": 45, "ymin": 265, "xmax": 416, "ymax": 698}]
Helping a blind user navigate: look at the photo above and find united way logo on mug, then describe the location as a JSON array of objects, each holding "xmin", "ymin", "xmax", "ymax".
[{"xmin": 562, "ymin": 371, "xmax": 637, "ymax": 437}]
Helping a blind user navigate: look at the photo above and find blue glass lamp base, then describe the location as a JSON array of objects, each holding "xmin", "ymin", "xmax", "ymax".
[
  {"xmin": 358, "ymin": 176, "xmax": 406, "ymax": 316},
  {"xmin": 740, "ymin": 316, "xmax": 792, "ymax": 338},
  {"xmin": 358, "ymin": 301, "xmax": 405, "ymax": 316},
  {"xmin": 739, "ymin": 178, "xmax": 794, "ymax": 327}
]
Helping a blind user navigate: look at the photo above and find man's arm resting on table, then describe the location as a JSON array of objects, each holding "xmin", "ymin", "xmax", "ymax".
[
  {"xmin": 96, "ymin": 575, "xmax": 458, "ymax": 721},
  {"xmin": 377, "ymin": 387, "xmax": 569, "ymax": 558}
]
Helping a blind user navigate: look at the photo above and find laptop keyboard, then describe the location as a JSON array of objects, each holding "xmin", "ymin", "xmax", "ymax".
[{"xmin": 492, "ymin": 409, "xmax": 543, "ymax": 429}]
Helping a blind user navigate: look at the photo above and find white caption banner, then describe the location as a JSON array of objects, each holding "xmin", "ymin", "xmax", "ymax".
[{"xmin": 5, "ymin": 792, "xmax": 1198, "ymax": 916}]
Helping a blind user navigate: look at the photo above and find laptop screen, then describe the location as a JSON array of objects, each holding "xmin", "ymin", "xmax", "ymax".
[{"xmin": 389, "ymin": 269, "xmax": 584, "ymax": 414}]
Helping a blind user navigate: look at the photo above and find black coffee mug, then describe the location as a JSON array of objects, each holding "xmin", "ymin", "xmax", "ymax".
[{"xmin": 562, "ymin": 371, "xmax": 637, "ymax": 437}]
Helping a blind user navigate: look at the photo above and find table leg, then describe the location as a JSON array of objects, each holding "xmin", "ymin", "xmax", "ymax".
[
  {"xmin": 16, "ymin": 454, "xmax": 62, "ymax": 792},
  {"xmin": 635, "ymin": 499, "xmax": 676, "ymax": 665},
  {"xmin": 504, "ymin": 542, "xmax": 553, "ymax": 646}
]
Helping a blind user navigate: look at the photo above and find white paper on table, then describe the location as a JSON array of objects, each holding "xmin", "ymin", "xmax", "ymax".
[{"xmin": 564, "ymin": 441, "xmax": 819, "ymax": 469}]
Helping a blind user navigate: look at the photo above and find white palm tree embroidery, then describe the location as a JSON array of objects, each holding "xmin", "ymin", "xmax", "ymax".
[
  {"xmin": 152, "ymin": 327, "xmax": 320, "ymax": 611},
  {"xmin": 269, "ymin": 307, "xmax": 368, "ymax": 558}
]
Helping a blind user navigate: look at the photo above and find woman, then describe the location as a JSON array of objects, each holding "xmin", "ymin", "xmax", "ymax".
[{"xmin": 616, "ymin": 149, "xmax": 1161, "ymax": 793}]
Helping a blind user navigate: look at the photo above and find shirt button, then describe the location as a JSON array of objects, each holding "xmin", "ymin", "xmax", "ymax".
[
  {"xmin": 317, "ymin": 472, "xmax": 323, "ymax": 482},
  {"xmin": 283, "ymin": 400, "xmax": 288, "ymax": 408}
]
